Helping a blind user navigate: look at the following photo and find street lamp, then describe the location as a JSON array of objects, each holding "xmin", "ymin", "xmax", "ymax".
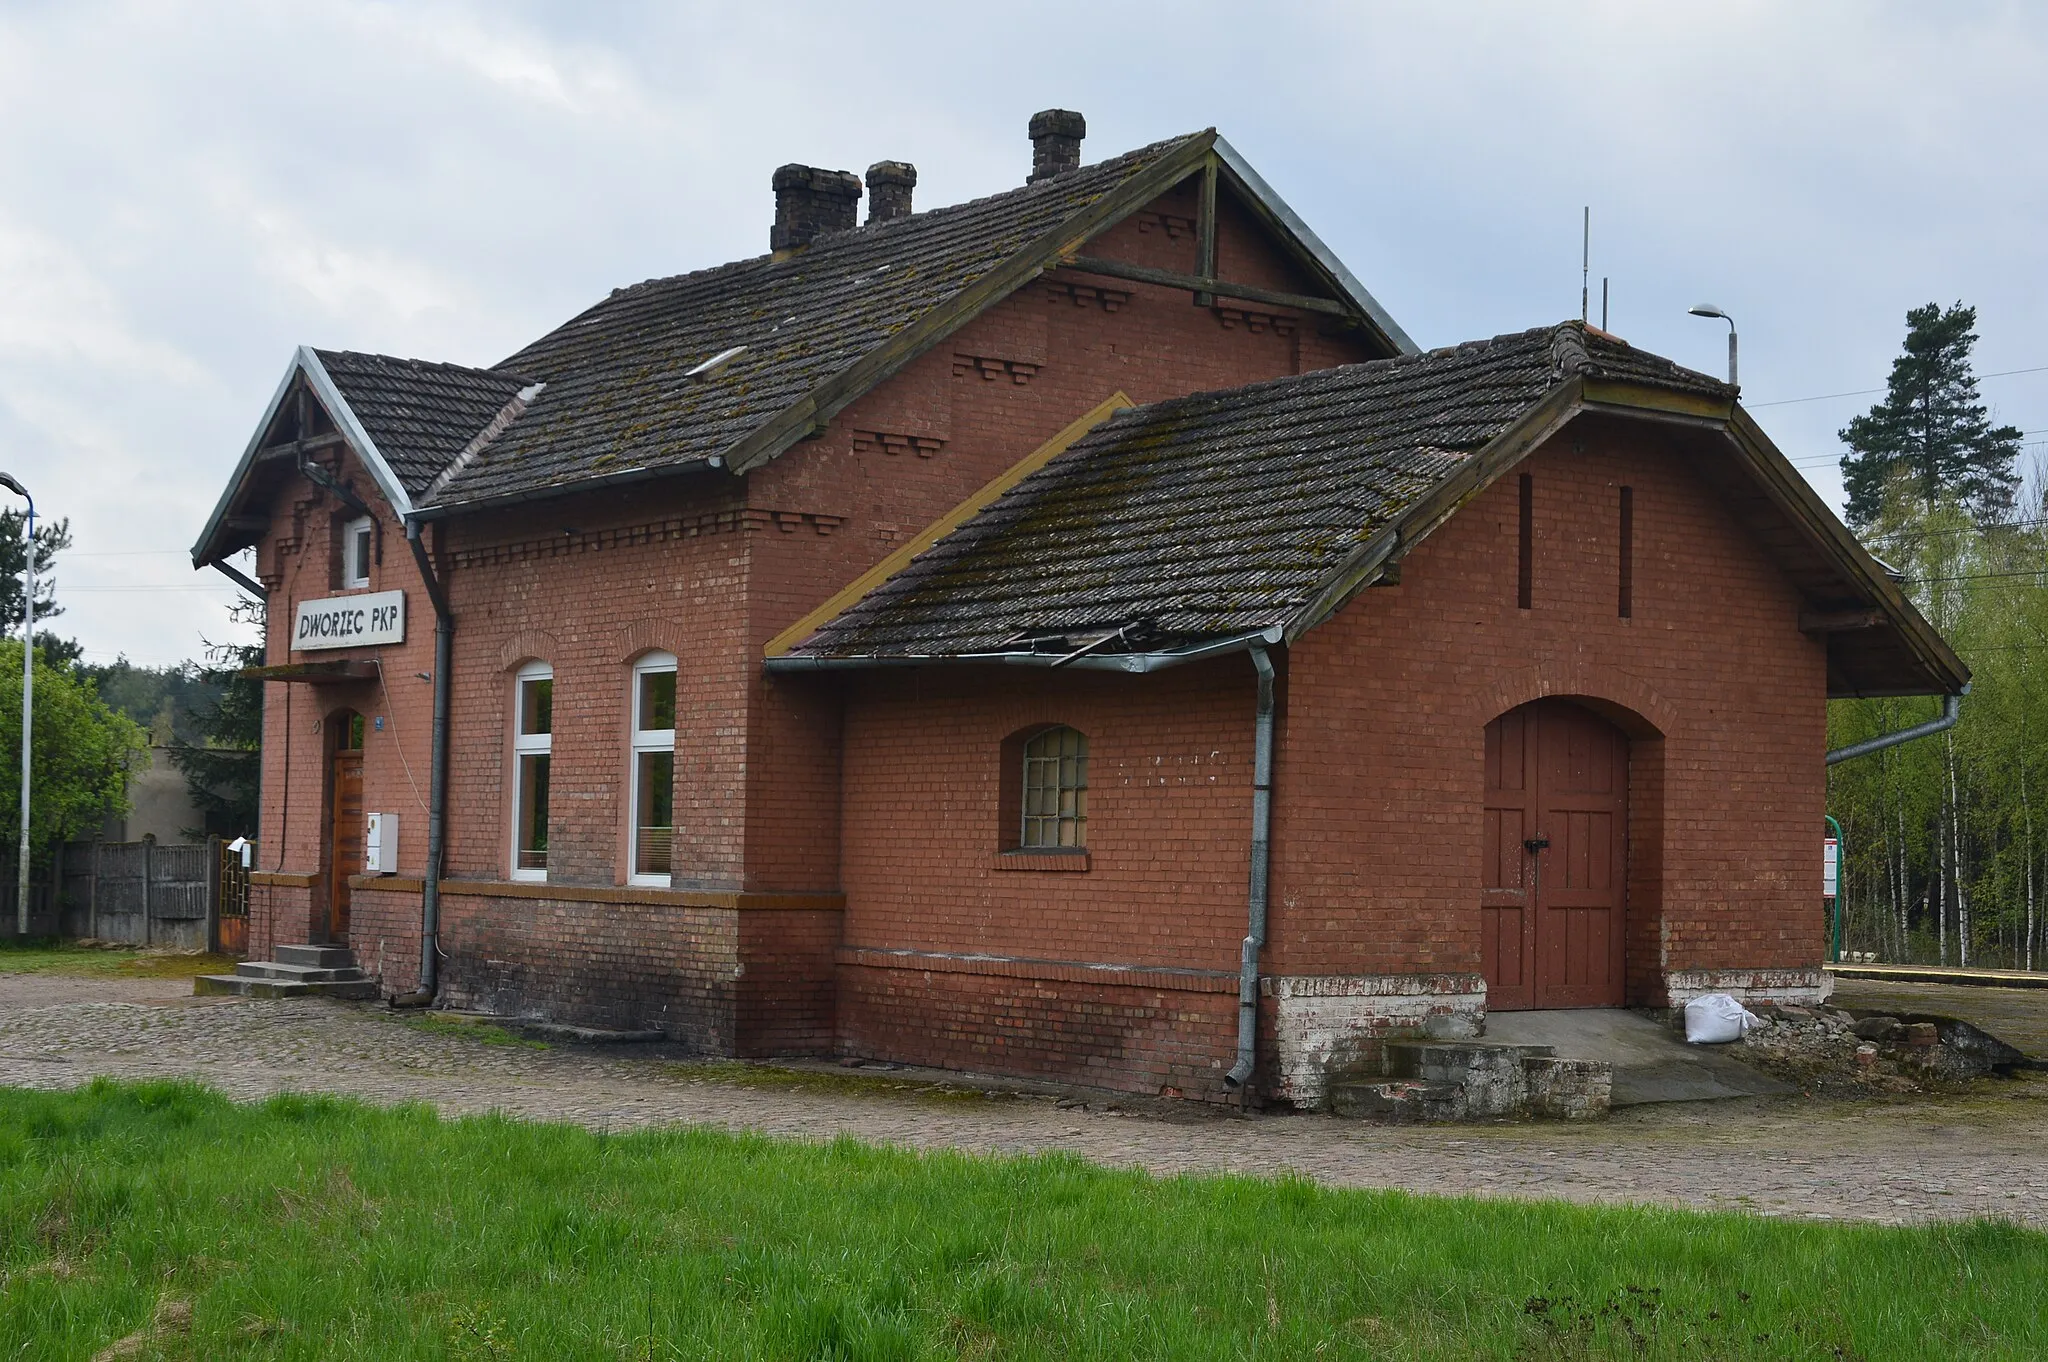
[
  {"xmin": 0, "ymin": 473, "xmax": 30, "ymax": 937},
  {"xmin": 1688, "ymin": 305, "xmax": 1738, "ymax": 387}
]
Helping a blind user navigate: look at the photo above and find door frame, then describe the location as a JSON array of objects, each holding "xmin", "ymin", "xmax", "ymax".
[
  {"xmin": 325, "ymin": 708, "xmax": 366, "ymax": 944},
  {"xmin": 1482, "ymin": 697, "xmax": 1635, "ymax": 1010}
]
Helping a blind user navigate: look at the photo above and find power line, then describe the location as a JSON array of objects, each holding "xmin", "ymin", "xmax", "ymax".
[{"xmin": 1748, "ymin": 364, "xmax": 2048, "ymax": 409}]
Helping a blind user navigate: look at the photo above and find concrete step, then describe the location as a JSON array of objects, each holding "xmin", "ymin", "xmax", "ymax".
[
  {"xmin": 195, "ymin": 973, "xmax": 380, "ymax": 1001},
  {"xmin": 275, "ymin": 944, "xmax": 356, "ymax": 969},
  {"xmin": 234, "ymin": 961, "xmax": 361, "ymax": 983}
]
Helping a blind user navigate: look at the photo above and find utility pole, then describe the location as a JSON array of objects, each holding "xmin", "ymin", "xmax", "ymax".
[{"xmin": 0, "ymin": 473, "xmax": 31, "ymax": 937}]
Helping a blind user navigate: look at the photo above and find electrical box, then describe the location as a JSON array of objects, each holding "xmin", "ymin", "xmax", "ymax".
[{"xmin": 364, "ymin": 813, "xmax": 398, "ymax": 875}]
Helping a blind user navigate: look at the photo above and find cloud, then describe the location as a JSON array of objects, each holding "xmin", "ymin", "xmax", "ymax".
[{"xmin": 0, "ymin": 0, "xmax": 2043, "ymax": 665}]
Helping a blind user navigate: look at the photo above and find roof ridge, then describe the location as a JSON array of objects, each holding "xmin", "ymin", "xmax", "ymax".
[{"xmin": 546, "ymin": 131, "xmax": 1208, "ymax": 325}]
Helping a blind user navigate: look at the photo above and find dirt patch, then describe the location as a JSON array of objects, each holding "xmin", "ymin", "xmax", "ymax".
[{"xmin": 1738, "ymin": 1001, "xmax": 2024, "ymax": 1097}]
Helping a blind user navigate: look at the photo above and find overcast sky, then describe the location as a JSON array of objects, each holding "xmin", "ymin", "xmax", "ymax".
[{"xmin": 4, "ymin": 1, "xmax": 2044, "ymax": 668}]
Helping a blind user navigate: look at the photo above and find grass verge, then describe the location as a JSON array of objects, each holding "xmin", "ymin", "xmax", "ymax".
[
  {"xmin": 1, "ymin": 1082, "xmax": 2043, "ymax": 1358},
  {"xmin": 0, "ymin": 938, "xmax": 236, "ymax": 980}
]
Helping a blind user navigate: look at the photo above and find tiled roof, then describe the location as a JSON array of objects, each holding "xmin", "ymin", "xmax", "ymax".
[
  {"xmin": 787, "ymin": 323, "xmax": 1732, "ymax": 660},
  {"xmin": 314, "ymin": 351, "xmax": 535, "ymax": 496},
  {"xmin": 404, "ymin": 134, "xmax": 1205, "ymax": 510}
]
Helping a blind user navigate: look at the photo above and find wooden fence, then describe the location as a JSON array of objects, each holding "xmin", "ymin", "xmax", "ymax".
[{"xmin": 3, "ymin": 838, "xmax": 249, "ymax": 954}]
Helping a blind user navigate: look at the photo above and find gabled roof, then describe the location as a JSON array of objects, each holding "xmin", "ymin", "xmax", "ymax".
[
  {"xmin": 194, "ymin": 126, "xmax": 1415, "ymax": 567},
  {"xmin": 768, "ymin": 322, "xmax": 1968, "ymax": 699}
]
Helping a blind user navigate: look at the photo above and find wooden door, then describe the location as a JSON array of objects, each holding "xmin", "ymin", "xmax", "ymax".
[
  {"xmin": 328, "ymin": 725, "xmax": 364, "ymax": 942},
  {"xmin": 1482, "ymin": 700, "xmax": 1628, "ymax": 1009}
]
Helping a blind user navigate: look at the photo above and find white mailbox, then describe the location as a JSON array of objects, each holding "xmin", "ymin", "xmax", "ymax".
[{"xmin": 364, "ymin": 812, "xmax": 398, "ymax": 874}]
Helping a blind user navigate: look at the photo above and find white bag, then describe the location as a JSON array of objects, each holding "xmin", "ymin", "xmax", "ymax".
[{"xmin": 1684, "ymin": 992, "xmax": 1763, "ymax": 1044}]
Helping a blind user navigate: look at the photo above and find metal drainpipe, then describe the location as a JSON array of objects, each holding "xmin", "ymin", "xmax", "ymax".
[
  {"xmin": 1225, "ymin": 646, "xmax": 1276, "ymax": 1091},
  {"xmin": 1824, "ymin": 687, "xmax": 1965, "ymax": 766},
  {"xmin": 395, "ymin": 521, "xmax": 452, "ymax": 1005}
]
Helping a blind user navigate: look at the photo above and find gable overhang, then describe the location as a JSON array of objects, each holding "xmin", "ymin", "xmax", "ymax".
[
  {"xmin": 1210, "ymin": 136, "xmax": 1417, "ymax": 358},
  {"xmin": 1284, "ymin": 379, "xmax": 1970, "ymax": 700},
  {"xmin": 191, "ymin": 346, "xmax": 417, "ymax": 569}
]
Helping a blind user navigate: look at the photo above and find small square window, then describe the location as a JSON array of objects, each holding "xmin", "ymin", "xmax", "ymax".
[{"xmin": 342, "ymin": 515, "xmax": 373, "ymax": 589}]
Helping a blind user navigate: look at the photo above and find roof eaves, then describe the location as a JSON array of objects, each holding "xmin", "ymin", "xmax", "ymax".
[
  {"xmin": 190, "ymin": 354, "xmax": 303, "ymax": 568},
  {"xmin": 722, "ymin": 134, "xmax": 1216, "ymax": 478},
  {"xmin": 1721, "ymin": 405, "xmax": 1969, "ymax": 696},
  {"xmin": 1212, "ymin": 135, "xmax": 1418, "ymax": 357},
  {"xmin": 765, "ymin": 624, "xmax": 1285, "ymax": 675}
]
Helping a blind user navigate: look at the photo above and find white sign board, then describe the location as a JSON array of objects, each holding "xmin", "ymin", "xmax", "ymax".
[
  {"xmin": 1823, "ymin": 836, "xmax": 1839, "ymax": 899},
  {"xmin": 293, "ymin": 590, "xmax": 405, "ymax": 651}
]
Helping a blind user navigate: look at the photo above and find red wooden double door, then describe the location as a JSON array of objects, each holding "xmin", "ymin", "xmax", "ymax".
[{"xmin": 1482, "ymin": 699, "xmax": 1629, "ymax": 1010}]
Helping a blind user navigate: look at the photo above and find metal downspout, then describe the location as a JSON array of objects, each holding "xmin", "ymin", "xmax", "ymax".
[
  {"xmin": 397, "ymin": 521, "xmax": 452, "ymax": 1004},
  {"xmin": 1225, "ymin": 646, "xmax": 1276, "ymax": 1090},
  {"xmin": 1825, "ymin": 687, "xmax": 1966, "ymax": 766}
]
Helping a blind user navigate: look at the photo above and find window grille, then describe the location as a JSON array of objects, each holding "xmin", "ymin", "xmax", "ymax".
[{"xmin": 1020, "ymin": 726, "xmax": 1088, "ymax": 849}]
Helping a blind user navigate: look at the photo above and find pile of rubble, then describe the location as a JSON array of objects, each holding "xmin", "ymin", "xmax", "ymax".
[{"xmin": 1736, "ymin": 1000, "xmax": 2028, "ymax": 1095}]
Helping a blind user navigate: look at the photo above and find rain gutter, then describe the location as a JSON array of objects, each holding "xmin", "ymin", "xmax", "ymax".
[
  {"xmin": 1825, "ymin": 687, "xmax": 1966, "ymax": 766},
  {"xmin": 1224, "ymin": 645, "xmax": 1276, "ymax": 1092},
  {"xmin": 391, "ymin": 520, "xmax": 454, "ymax": 1006},
  {"xmin": 762, "ymin": 625, "xmax": 1284, "ymax": 676}
]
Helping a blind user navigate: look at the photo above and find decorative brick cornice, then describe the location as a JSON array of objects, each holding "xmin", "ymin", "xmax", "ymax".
[{"xmin": 449, "ymin": 507, "xmax": 843, "ymax": 569}]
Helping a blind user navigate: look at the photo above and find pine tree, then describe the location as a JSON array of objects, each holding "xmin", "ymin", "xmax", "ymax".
[
  {"xmin": 1840, "ymin": 302, "xmax": 2023, "ymax": 528},
  {"xmin": 0, "ymin": 509, "xmax": 70, "ymax": 633}
]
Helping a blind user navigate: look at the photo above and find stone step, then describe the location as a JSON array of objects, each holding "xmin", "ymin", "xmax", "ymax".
[
  {"xmin": 194, "ymin": 973, "xmax": 380, "ymax": 1001},
  {"xmin": 234, "ymin": 961, "xmax": 363, "ymax": 984},
  {"xmin": 275, "ymin": 944, "xmax": 356, "ymax": 969},
  {"xmin": 1330, "ymin": 1079, "xmax": 1465, "ymax": 1123}
]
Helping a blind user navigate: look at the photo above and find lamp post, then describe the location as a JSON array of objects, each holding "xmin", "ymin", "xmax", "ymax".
[
  {"xmin": 0, "ymin": 473, "xmax": 30, "ymax": 937},
  {"xmin": 1687, "ymin": 304, "xmax": 1738, "ymax": 387}
]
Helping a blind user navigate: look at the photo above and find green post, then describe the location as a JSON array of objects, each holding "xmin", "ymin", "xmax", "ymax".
[{"xmin": 1824, "ymin": 814, "xmax": 1844, "ymax": 965}]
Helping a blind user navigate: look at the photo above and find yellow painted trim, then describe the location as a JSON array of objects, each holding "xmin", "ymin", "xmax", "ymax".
[
  {"xmin": 1581, "ymin": 379, "xmax": 1734, "ymax": 421},
  {"xmin": 763, "ymin": 391, "xmax": 1136, "ymax": 658}
]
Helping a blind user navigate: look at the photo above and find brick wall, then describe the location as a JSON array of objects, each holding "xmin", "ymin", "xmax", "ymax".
[
  {"xmin": 1269, "ymin": 418, "xmax": 1827, "ymax": 992},
  {"xmin": 830, "ymin": 416, "xmax": 1830, "ymax": 1098}
]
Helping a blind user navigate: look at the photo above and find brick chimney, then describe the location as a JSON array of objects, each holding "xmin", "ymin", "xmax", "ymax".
[
  {"xmin": 771, "ymin": 165, "xmax": 862, "ymax": 252},
  {"xmin": 1028, "ymin": 109, "xmax": 1086, "ymax": 183},
  {"xmin": 865, "ymin": 161, "xmax": 916, "ymax": 224}
]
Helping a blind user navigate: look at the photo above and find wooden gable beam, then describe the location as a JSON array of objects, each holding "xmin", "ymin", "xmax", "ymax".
[{"xmin": 1061, "ymin": 256, "xmax": 1354, "ymax": 317}]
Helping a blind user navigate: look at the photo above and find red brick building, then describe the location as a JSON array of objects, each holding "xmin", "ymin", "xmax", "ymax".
[{"xmin": 192, "ymin": 112, "xmax": 1965, "ymax": 1104}]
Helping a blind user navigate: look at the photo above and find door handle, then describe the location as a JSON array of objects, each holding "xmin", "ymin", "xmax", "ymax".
[{"xmin": 1523, "ymin": 837, "xmax": 1550, "ymax": 854}]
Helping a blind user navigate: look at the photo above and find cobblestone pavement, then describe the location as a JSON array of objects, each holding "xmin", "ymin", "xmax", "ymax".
[{"xmin": 4, "ymin": 974, "xmax": 2047, "ymax": 1228}]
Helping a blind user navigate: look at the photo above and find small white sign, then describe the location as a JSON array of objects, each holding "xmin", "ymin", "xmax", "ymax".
[
  {"xmin": 293, "ymin": 590, "xmax": 405, "ymax": 651},
  {"xmin": 1823, "ymin": 836, "xmax": 1840, "ymax": 899}
]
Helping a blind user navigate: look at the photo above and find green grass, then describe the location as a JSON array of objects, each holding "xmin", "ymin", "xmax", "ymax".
[
  {"xmin": 1, "ymin": 1082, "xmax": 2043, "ymax": 1360},
  {"xmin": 0, "ymin": 937, "xmax": 235, "ymax": 980}
]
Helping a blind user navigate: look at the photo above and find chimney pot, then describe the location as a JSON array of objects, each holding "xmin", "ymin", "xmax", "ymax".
[
  {"xmin": 864, "ymin": 161, "xmax": 917, "ymax": 224},
  {"xmin": 1027, "ymin": 109, "xmax": 1086, "ymax": 183},
  {"xmin": 770, "ymin": 164, "xmax": 862, "ymax": 252}
]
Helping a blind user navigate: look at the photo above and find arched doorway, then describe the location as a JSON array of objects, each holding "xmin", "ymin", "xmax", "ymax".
[
  {"xmin": 1482, "ymin": 698, "xmax": 1628, "ymax": 1010},
  {"xmin": 326, "ymin": 709, "xmax": 366, "ymax": 943}
]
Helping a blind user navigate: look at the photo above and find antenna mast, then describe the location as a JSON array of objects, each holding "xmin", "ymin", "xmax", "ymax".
[{"xmin": 1581, "ymin": 207, "xmax": 1589, "ymax": 324}]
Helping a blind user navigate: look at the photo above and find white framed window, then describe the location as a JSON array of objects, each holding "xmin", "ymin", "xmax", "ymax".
[
  {"xmin": 629, "ymin": 652, "xmax": 677, "ymax": 886},
  {"xmin": 1021, "ymin": 726, "xmax": 1088, "ymax": 849},
  {"xmin": 511, "ymin": 662, "xmax": 553, "ymax": 881},
  {"xmin": 342, "ymin": 515, "xmax": 373, "ymax": 589}
]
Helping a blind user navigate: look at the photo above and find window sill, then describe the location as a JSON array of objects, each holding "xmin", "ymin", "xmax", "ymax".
[{"xmin": 990, "ymin": 850, "xmax": 1090, "ymax": 872}]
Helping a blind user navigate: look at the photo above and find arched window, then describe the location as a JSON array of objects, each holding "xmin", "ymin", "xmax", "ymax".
[
  {"xmin": 511, "ymin": 661, "xmax": 552, "ymax": 880},
  {"xmin": 629, "ymin": 652, "xmax": 677, "ymax": 885},
  {"xmin": 1020, "ymin": 726, "xmax": 1088, "ymax": 849}
]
